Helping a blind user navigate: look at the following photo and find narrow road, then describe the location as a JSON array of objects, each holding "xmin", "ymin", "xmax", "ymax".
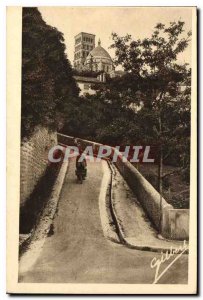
[{"xmin": 19, "ymin": 158, "xmax": 188, "ymax": 284}]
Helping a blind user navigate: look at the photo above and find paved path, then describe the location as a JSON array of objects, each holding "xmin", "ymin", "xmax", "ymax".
[{"xmin": 19, "ymin": 158, "xmax": 188, "ymax": 284}]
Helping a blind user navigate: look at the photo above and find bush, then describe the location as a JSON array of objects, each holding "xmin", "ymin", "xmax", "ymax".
[{"xmin": 21, "ymin": 7, "xmax": 79, "ymax": 138}]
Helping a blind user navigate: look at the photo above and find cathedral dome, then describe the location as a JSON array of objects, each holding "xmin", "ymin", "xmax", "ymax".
[
  {"xmin": 87, "ymin": 42, "xmax": 112, "ymax": 61},
  {"xmin": 84, "ymin": 39, "xmax": 114, "ymax": 74}
]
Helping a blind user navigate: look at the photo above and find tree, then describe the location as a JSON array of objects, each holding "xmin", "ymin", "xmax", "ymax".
[
  {"xmin": 22, "ymin": 7, "xmax": 79, "ymax": 138},
  {"xmin": 108, "ymin": 21, "xmax": 191, "ymax": 229},
  {"xmin": 61, "ymin": 91, "xmax": 139, "ymax": 146}
]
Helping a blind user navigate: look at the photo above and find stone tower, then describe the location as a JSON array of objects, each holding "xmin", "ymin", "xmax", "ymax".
[{"xmin": 74, "ymin": 32, "xmax": 95, "ymax": 70}]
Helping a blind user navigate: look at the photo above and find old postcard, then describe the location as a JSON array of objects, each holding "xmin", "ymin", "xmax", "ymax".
[{"xmin": 7, "ymin": 6, "xmax": 197, "ymax": 294}]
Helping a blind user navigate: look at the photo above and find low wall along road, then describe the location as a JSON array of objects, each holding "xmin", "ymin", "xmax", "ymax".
[{"xmin": 57, "ymin": 133, "xmax": 189, "ymax": 241}]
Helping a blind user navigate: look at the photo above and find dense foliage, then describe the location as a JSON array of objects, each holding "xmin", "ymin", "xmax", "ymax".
[
  {"xmin": 62, "ymin": 94, "xmax": 139, "ymax": 146},
  {"xmin": 109, "ymin": 21, "xmax": 191, "ymax": 183},
  {"xmin": 21, "ymin": 7, "xmax": 79, "ymax": 138}
]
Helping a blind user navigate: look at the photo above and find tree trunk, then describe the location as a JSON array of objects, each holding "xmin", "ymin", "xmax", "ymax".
[{"xmin": 158, "ymin": 115, "xmax": 163, "ymax": 233}]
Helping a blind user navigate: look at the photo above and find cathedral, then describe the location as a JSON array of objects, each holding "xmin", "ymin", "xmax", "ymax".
[
  {"xmin": 73, "ymin": 32, "xmax": 125, "ymax": 96},
  {"xmin": 73, "ymin": 32, "xmax": 114, "ymax": 75}
]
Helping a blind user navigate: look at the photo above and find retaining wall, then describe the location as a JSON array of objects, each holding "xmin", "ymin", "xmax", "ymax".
[
  {"xmin": 115, "ymin": 157, "xmax": 172, "ymax": 230},
  {"xmin": 57, "ymin": 133, "xmax": 189, "ymax": 240},
  {"xmin": 20, "ymin": 127, "xmax": 57, "ymax": 207},
  {"xmin": 162, "ymin": 209, "xmax": 189, "ymax": 240}
]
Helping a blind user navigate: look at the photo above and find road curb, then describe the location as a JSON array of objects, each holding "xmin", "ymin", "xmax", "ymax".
[
  {"xmin": 98, "ymin": 161, "xmax": 120, "ymax": 244},
  {"xmin": 107, "ymin": 161, "xmax": 127, "ymax": 245},
  {"xmin": 108, "ymin": 162, "xmax": 188, "ymax": 254}
]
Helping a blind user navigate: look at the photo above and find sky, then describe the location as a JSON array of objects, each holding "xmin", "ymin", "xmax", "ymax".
[{"xmin": 39, "ymin": 7, "xmax": 193, "ymax": 68}]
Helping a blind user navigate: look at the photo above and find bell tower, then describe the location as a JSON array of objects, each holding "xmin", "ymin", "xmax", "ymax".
[{"xmin": 74, "ymin": 32, "xmax": 95, "ymax": 70}]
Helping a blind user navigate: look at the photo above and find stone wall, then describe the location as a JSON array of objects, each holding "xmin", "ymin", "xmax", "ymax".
[
  {"xmin": 162, "ymin": 209, "xmax": 189, "ymax": 240},
  {"xmin": 115, "ymin": 157, "xmax": 172, "ymax": 230},
  {"xmin": 20, "ymin": 127, "xmax": 57, "ymax": 207}
]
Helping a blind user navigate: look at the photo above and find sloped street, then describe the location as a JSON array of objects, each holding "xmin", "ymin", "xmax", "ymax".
[{"xmin": 19, "ymin": 158, "xmax": 188, "ymax": 284}]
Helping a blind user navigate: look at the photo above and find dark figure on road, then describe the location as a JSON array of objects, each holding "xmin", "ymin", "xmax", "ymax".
[{"xmin": 75, "ymin": 153, "xmax": 87, "ymax": 183}]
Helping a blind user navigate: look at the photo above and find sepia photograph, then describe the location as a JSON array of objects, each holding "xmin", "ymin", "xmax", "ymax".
[{"xmin": 6, "ymin": 5, "xmax": 197, "ymax": 294}]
